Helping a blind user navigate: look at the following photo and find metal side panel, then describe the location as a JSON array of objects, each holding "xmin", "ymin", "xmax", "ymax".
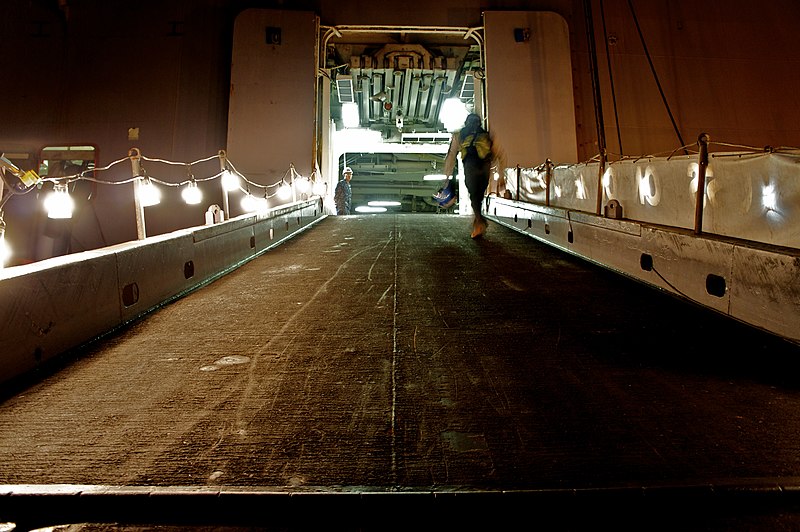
[
  {"xmin": 0, "ymin": 252, "xmax": 121, "ymax": 384},
  {"xmin": 729, "ymin": 246, "xmax": 800, "ymax": 343}
]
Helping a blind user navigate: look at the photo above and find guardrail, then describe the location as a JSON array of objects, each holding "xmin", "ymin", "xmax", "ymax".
[
  {"xmin": 488, "ymin": 140, "xmax": 800, "ymax": 344},
  {"xmin": 0, "ymin": 199, "xmax": 325, "ymax": 388}
]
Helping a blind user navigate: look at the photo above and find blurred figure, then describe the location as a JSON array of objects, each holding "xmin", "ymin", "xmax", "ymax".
[
  {"xmin": 443, "ymin": 113, "xmax": 503, "ymax": 238},
  {"xmin": 334, "ymin": 166, "xmax": 352, "ymax": 215}
]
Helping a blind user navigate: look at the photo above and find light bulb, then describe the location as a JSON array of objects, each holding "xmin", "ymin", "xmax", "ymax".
[
  {"xmin": 312, "ymin": 180, "xmax": 326, "ymax": 196},
  {"xmin": 182, "ymin": 181, "xmax": 202, "ymax": 205},
  {"xmin": 44, "ymin": 184, "xmax": 75, "ymax": 219},
  {"xmin": 241, "ymin": 192, "xmax": 259, "ymax": 212},
  {"xmin": 138, "ymin": 177, "xmax": 161, "ymax": 207},
  {"xmin": 222, "ymin": 170, "xmax": 240, "ymax": 192},
  {"xmin": 0, "ymin": 222, "xmax": 9, "ymax": 267},
  {"xmin": 295, "ymin": 176, "xmax": 310, "ymax": 194},
  {"xmin": 277, "ymin": 182, "xmax": 292, "ymax": 200}
]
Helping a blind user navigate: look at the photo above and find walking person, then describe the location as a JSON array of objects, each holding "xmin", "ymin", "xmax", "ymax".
[
  {"xmin": 443, "ymin": 113, "xmax": 502, "ymax": 238},
  {"xmin": 334, "ymin": 166, "xmax": 353, "ymax": 215}
]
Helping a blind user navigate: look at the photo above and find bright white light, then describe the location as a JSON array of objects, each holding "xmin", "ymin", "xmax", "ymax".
[
  {"xmin": 368, "ymin": 200, "xmax": 401, "ymax": 207},
  {"xmin": 762, "ymin": 184, "xmax": 777, "ymax": 211},
  {"xmin": 182, "ymin": 182, "xmax": 202, "ymax": 205},
  {"xmin": 241, "ymin": 192, "xmax": 259, "ymax": 212},
  {"xmin": 221, "ymin": 170, "xmax": 240, "ymax": 192},
  {"xmin": 554, "ymin": 185, "xmax": 562, "ymax": 198},
  {"xmin": 138, "ymin": 178, "xmax": 161, "ymax": 207},
  {"xmin": 423, "ymin": 174, "xmax": 448, "ymax": 181},
  {"xmin": 575, "ymin": 177, "xmax": 587, "ymax": 200},
  {"xmin": 295, "ymin": 176, "xmax": 310, "ymax": 194},
  {"xmin": 493, "ymin": 170, "xmax": 500, "ymax": 181},
  {"xmin": 312, "ymin": 180, "xmax": 326, "ymax": 196},
  {"xmin": 44, "ymin": 184, "xmax": 74, "ymax": 219},
  {"xmin": 355, "ymin": 206, "xmax": 387, "ymax": 213},
  {"xmin": 439, "ymin": 98, "xmax": 469, "ymax": 132},
  {"xmin": 342, "ymin": 102, "xmax": 360, "ymax": 128},
  {"xmin": 277, "ymin": 182, "xmax": 292, "ymax": 200},
  {"xmin": 0, "ymin": 226, "xmax": 9, "ymax": 267}
]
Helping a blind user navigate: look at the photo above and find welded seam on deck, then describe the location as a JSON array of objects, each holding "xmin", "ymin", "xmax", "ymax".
[{"xmin": 391, "ymin": 221, "xmax": 400, "ymax": 486}]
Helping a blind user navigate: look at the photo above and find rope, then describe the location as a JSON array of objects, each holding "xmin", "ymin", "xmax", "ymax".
[{"xmin": 627, "ymin": 0, "xmax": 687, "ymax": 154}]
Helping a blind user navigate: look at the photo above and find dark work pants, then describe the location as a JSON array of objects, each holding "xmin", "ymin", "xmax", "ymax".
[{"xmin": 464, "ymin": 159, "xmax": 490, "ymax": 223}]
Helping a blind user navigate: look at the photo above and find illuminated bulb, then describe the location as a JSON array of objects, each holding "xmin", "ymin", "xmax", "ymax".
[
  {"xmin": 312, "ymin": 180, "xmax": 326, "ymax": 196},
  {"xmin": 439, "ymin": 97, "xmax": 469, "ymax": 132},
  {"xmin": 295, "ymin": 176, "xmax": 310, "ymax": 194},
  {"xmin": 182, "ymin": 181, "xmax": 202, "ymax": 205},
  {"xmin": 44, "ymin": 183, "xmax": 75, "ymax": 219},
  {"xmin": 423, "ymin": 174, "xmax": 448, "ymax": 181},
  {"xmin": 0, "ymin": 222, "xmax": 9, "ymax": 267},
  {"xmin": 368, "ymin": 201, "xmax": 401, "ymax": 207},
  {"xmin": 355, "ymin": 206, "xmax": 387, "ymax": 213},
  {"xmin": 277, "ymin": 182, "xmax": 292, "ymax": 200},
  {"xmin": 138, "ymin": 177, "xmax": 161, "ymax": 207},
  {"xmin": 493, "ymin": 170, "xmax": 500, "ymax": 181},
  {"xmin": 241, "ymin": 192, "xmax": 259, "ymax": 212},
  {"xmin": 221, "ymin": 170, "xmax": 239, "ymax": 192},
  {"xmin": 342, "ymin": 102, "xmax": 360, "ymax": 128}
]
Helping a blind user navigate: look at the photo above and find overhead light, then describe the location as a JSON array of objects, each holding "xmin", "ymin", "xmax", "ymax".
[
  {"xmin": 342, "ymin": 102, "xmax": 359, "ymax": 128},
  {"xmin": 423, "ymin": 174, "xmax": 448, "ymax": 181},
  {"xmin": 368, "ymin": 201, "xmax": 401, "ymax": 207},
  {"xmin": 439, "ymin": 97, "xmax": 469, "ymax": 132},
  {"xmin": 355, "ymin": 205, "xmax": 387, "ymax": 213}
]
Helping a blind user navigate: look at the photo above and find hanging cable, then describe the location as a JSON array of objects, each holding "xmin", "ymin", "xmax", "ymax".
[
  {"xmin": 600, "ymin": 0, "xmax": 624, "ymax": 157},
  {"xmin": 627, "ymin": 0, "xmax": 687, "ymax": 154},
  {"xmin": 583, "ymin": 0, "xmax": 607, "ymax": 157}
]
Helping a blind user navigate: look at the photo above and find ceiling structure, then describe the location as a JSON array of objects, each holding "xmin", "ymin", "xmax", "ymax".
[{"xmin": 324, "ymin": 28, "xmax": 483, "ymax": 212}]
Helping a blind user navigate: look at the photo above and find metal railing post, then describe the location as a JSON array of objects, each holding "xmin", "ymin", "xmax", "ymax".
[
  {"xmin": 545, "ymin": 159, "xmax": 553, "ymax": 207},
  {"xmin": 219, "ymin": 150, "xmax": 230, "ymax": 220},
  {"xmin": 129, "ymin": 148, "xmax": 146, "ymax": 240},
  {"xmin": 596, "ymin": 148, "xmax": 606, "ymax": 215},
  {"xmin": 515, "ymin": 164, "xmax": 521, "ymax": 202},
  {"xmin": 694, "ymin": 133, "xmax": 710, "ymax": 234}
]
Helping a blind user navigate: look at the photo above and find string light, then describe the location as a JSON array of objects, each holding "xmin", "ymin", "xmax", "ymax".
[
  {"xmin": 240, "ymin": 190, "xmax": 259, "ymax": 212},
  {"xmin": 277, "ymin": 181, "xmax": 292, "ymax": 200},
  {"xmin": 182, "ymin": 180, "xmax": 202, "ymax": 205},
  {"xmin": 312, "ymin": 180, "xmax": 326, "ymax": 196},
  {"xmin": 221, "ymin": 169, "xmax": 240, "ymax": 192},
  {"xmin": 44, "ymin": 183, "xmax": 74, "ymax": 219},
  {"xmin": 138, "ymin": 176, "xmax": 161, "ymax": 207}
]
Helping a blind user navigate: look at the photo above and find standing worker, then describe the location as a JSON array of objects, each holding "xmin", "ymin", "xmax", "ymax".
[
  {"xmin": 443, "ymin": 113, "xmax": 502, "ymax": 238},
  {"xmin": 334, "ymin": 166, "xmax": 353, "ymax": 215}
]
